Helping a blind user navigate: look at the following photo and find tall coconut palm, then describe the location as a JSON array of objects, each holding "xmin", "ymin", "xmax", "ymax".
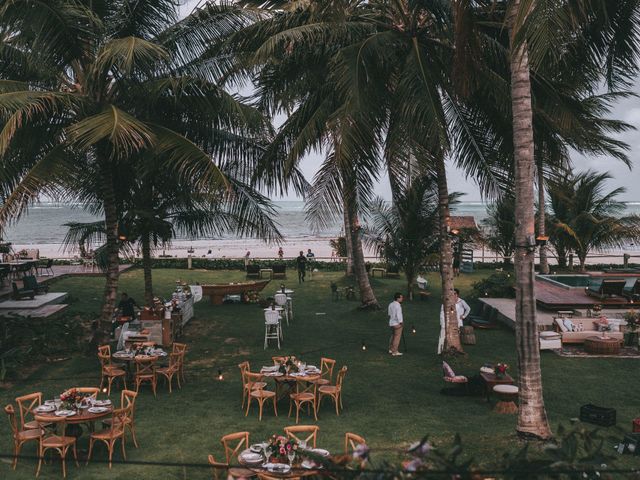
[
  {"xmin": 0, "ymin": 1, "xmax": 269, "ymax": 324},
  {"xmin": 548, "ymin": 171, "xmax": 640, "ymax": 271}
]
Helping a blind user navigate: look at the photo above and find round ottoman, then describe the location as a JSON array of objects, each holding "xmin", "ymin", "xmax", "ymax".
[
  {"xmin": 460, "ymin": 326, "xmax": 476, "ymax": 345},
  {"xmin": 493, "ymin": 384, "xmax": 519, "ymax": 414}
]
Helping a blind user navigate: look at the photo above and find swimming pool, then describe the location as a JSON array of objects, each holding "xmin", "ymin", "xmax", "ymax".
[{"xmin": 537, "ymin": 274, "xmax": 592, "ymax": 288}]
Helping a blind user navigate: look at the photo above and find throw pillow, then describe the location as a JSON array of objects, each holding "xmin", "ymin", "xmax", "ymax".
[
  {"xmin": 563, "ymin": 318, "xmax": 575, "ymax": 332},
  {"xmin": 555, "ymin": 318, "xmax": 568, "ymax": 332},
  {"xmin": 442, "ymin": 361, "xmax": 455, "ymax": 378}
]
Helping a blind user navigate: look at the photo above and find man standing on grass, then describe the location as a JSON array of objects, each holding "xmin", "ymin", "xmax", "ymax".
[
  {"xmin": 388, "ymin": 292, "xmax": 404, "ymax": 356},
  {"xmin": 296, "ymin": 250, "xmax": 307, "ymax": 283}
]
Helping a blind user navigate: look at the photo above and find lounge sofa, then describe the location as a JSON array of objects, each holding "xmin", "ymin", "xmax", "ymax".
[
  {"xmin": 553, "ymin": 318, "xmax": 623, "ymax": 344},
  {"xmin": 586, "ymin": 278, "xmax": 626, "ymax": 299}
]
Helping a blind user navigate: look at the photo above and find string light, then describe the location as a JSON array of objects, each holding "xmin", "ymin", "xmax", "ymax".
[
  {"xmin": 217, "ymin": 368, "xmax": 223, "ymax": 381},
  {"xmin": 411, "ymin": 325, "xmax": 416, "ymax": 334},
  {"xmin": 361, "ymin": 341, "xmax": 366, "ymax": 351},
  {"xmin": 102, "ymin": 387, "xmax": 107, "ymax": 393}
]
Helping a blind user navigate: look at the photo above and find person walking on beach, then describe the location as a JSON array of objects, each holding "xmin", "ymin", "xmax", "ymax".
[
  {"xmin": 244, "ymin": 251, "xmax": 251, "ymax": 267},
  {"xmin": 306, "ymin": 249, "xmax": 315, "ymax": 259},
  {"xmin": 437, "ymin": 288, "xmax": 470, "ymax": 354},
  {"xmin": 277, "ymin": 247, "xmax": 284, "ymax": 259},
  {"xmin": 388, "ymin": 292, "xmax": 404, "ymax": 356},
  {"xmin": 296, "ymin": 251, "xmax": 307, "ymax": 283}
]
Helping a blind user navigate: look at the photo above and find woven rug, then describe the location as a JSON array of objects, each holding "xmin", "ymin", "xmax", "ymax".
[{"xmin": 552, "ymin": 345, "xmax": 640, "ymax": 358}]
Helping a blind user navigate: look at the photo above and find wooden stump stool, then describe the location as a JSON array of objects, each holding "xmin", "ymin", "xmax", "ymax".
[
  {"xmin": 493, "ymin": 384, "xmax": 518, "ymax": 414},
  {"xmin": 460, "ymin": 326, "xmax": 476, "ymax": 345}
]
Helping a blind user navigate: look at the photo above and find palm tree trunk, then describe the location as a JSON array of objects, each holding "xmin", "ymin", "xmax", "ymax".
[
  {"xmin": 344, "ymin": 193, "xmax": 379, "ymax": 309},
  {"xmin": 435, "ymin": 154, "xmax": 463, "ymax": 355},
  {"xmin": 99, "ymin": 165, "xmax": 121, "ymax": 326},
  {"xmin": 343, "ymin": 205, "xmax": 354, "ymax": 276},
  {"xmin": 141, "ymin": 234, "xmax": 154, "ymax": 307},
  {"xmin": 508, "ymin": 0, "xmax": 552, "ymax": 440},
  {"xmin": 537, "ymin": 165, "xmax": 549, "ymax": 274}
]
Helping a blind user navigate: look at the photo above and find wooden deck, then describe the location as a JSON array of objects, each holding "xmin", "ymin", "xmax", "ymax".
[{"xmin": 535, "ymin": 278, "xmax": 632, "ymax": 309}]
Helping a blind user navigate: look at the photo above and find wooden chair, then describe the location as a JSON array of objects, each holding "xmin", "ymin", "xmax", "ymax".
[
  {"xmin": 134, "ymin": 356, "xmax": 158, "ymax": 397},
  {"xmin": 344, "ymin": 432, "xmax": 366, "ymax": 455},
  {"xmin": 288, "ymin": 377, "xmax": 318, "ymax": 423},
  {"xmin": 34, "ymin": 414, "xmax": 79, "ymax": 478},
  {"xmin": 312, "ymin": 358, "xmax": 336, "ymax": 387},
  {"xmin": 102, "ymin": 389, "xmax": 139, "ymax": 448},
  {"xmin": 172, "ymin": 342, "xmax": 187, "ymax": 384},
  {"xmin": 156, "ymin": 353, "xmax": 181, "ymax": 393},
  {"xmin": 98, "ymin": 351, "xmax": 127, "ymax": 396},
  {"xmin": 318, "ymin": 366, "xmax": 347, "ymax": 415},
  {"xmin": 284, "ymin": 425, "xmax": 319, "ymax": 448},
  {"xmin": 15, "ymin": 392, "xmax": 44, "ymax": 430},
  {"xmin": 207, "ymin": 454, "xmax": 229, "ymax": 480},
  {"xmin": 86, "ymin": 407, "xmax": 128, "ymax": 468},
  {"xmin": 442, "ymin": 361, "xmax": 469, "ymax": 393},
  {"xmin": 245, "ymin": 372, "xmax": 277, "ymax": 421},
  {"xmin": 238, "ymin": 361, "xmax": 266, "ymax": 410},
  {"xmin": 220, "ymin": 431, "xmax": 254, "ymax": 478},
  {"xmin": 4, "ymin": 404, "xmax": 43, "ymax": 470}
]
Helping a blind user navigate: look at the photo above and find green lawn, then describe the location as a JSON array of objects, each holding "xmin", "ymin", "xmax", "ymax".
[{"xmin": 1, "ymin": 268, "xmax": 638, "ymax": 479}]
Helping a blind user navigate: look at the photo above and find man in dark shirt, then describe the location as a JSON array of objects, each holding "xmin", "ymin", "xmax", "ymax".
[
  {"xmin": 117, "ymin": 292, "xmax": 137, "ymax": 319},
  {"xmin": 296, "ymin": 251, "xmax": 307, "ymax": 284}
]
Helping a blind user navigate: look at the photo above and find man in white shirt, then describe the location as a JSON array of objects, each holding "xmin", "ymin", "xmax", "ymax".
[
  {"xmin": 437, "ymin": 289, "xmax": 471, "ymax": 354},
  {"xmin": 388, "ymin": 292, "xmax": 404, "ymax": 356}
]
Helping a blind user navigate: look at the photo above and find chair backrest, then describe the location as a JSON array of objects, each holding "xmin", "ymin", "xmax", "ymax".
[
  {"xmin": 264, "ymin": 309, "xmax": 280, "ymax": 323},
  {"xmin": 238, "ymin": 361, "xmax": 249, "ymax": 383},
  {"xmin": 442, "ymin": 361, "xmax": 456, "ymax": 378},
  {"xmin": 284, "ymin": 425, "xmax": 319, "ymax": 448},
  {"xmin": 22, "ymin": 275, "xmax": 37, "ymax": 290},
  {"xmin": 272, "ymin": 356, "xmax": 286, "ymax": 365},
  {"xmin": 34, "ymin": 414, "xmax": 66, "ymax": 437},
  {"xmin": 245, "ymin": 372, "xmax": 264, "ymax": 391},
  {"xmin": 135, "ymin": 356, "xmax": 157, "ymax": 376},
  {"xmin": 98, "ymin": 351, "xmax": 112, "ymax": 370},
  {"xmin": 274, "ymin": 293, "xmax": 287, "ymax": 306},
  {"xmin": 105, "ymin": 408, "xmax": 128, "ymax": 438},
  {"xmin": 220, "ymin": 431, "xmax": 250, "ymax": 464},
  {"xmin": 272, "ymin": 264, "xmax": 286, "ymax": 273},
  {"xmin": 73, "ymin": 387, "xmax": 100, "ymax": 399},
  {"xmin": 15, "ymin": 392, "xmax": 42, "ymax": 430},
  {"xmin": 98, "ymin": 344, "xmax": 111, "ymax": 357},
  {"xmin": 167, "ymin": 352, "xmax": 181, "ymax": 371},
  {"xmin": 4, "ymin": 404, "xmax": 19, "ymax": 437},
  {"xmin": 603, "ymin": 279, "xmax": 626, "ymax": 294},
  {"xmin": 344, "ymin": 432, "xmax": 366, "ymax": 455},
  {"xmin": 294, "ymin": 376, "xmax": 318, "ymax": 397},
  {"xmin": 335, "ymin": 366, "xmax": 347, "ymax": 390},
  {"xmin": 172, "ymin": 342, "xmax": 187, "ymax": 354},
  {"xmin": 319, "ymin": 358, "xmax": 336, "ymax": 382}
]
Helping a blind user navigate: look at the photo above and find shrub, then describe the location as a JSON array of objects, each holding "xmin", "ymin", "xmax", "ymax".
[{"xmin": 470, "ymin": 272, "xmax": 515, "ymax": 299}]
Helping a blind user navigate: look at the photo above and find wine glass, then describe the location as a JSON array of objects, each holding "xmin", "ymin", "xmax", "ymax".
[{"xmin": 287, "ymin": 449, "xmax": 295, "ymax": 465}]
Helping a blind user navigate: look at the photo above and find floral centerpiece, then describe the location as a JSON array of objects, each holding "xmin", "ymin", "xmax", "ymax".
[
  {"xmin": 593, "ymin": 315, "xmax": 611, "ymax": 337},
  {"xmin": 494, "ymin": 363, "xmax": 508, "ymax": 379},
  {"xmin": 60, "ymin": 388, "xmax": 81, "ymax": 410},
  {"xmin": 267, "ymin": 434, "xmax": 299, "ymax": 463},
  {"xmin": 276, "ymin": 356, "xmax": 299, "ymax": 374},
  {"xmin": 622, "ymin": 310, "xmax": 640, "ymax": 346}
]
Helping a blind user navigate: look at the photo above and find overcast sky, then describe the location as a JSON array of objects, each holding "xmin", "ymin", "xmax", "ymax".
[{"xmin": 180, "ymin": 1, "xmax": 640, "ymax": 202}]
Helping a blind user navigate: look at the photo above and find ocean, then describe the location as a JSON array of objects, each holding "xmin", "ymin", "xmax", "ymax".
[{"xmin": 3, "ymin": 201, "xmax": 640, "ymax": 259}]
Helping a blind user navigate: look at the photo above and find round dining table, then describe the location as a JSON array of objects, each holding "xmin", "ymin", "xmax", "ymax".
[
  {"xmin": 260, "ymin": 367, "xmax": 321, "ymax": 401},
  {"xmin": 238, "ymin": 447, "xmax": 327, "ymax": 479},
  {"xmin": 33, "ymin": 403, "xmax": 114, "ymax": 437}
]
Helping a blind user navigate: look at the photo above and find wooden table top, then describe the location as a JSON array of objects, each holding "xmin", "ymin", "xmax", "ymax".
[
  {"xmin": 480, "ymin": 371, "xmax": 514, "ymax": 384},
  {"xmin": 585, "ymin": 335, "xmax": 621, "ymax": 344},
  {"xmin": 238, "ymin": 449, "xmax": 323, "ymax": 478},
  {"xmin": 34, "ymin": 406, "xmax": 113, "ymax": 424}
]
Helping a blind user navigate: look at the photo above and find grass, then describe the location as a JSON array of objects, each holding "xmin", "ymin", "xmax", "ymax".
[{"xmin": 1, "ymin": 267, "xmax": 638, "ymax": 479}]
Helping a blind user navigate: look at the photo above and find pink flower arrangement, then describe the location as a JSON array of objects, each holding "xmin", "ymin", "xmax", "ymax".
[{"xmin": 267, "ymin": 434, "xmax": 298, "ymax": 462}]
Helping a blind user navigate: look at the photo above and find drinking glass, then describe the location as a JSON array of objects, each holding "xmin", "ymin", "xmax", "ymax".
[{"xmin": 287, "ymin": 450, "xmax": 295, "ymax": 465}]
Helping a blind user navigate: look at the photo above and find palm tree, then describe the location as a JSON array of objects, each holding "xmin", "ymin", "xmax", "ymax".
[
  {"xmin": 64, "ymin": 159, "xmax": 281, "ymax": 306},
  {"xmin": 548, "ymin": 171, "xmax": 640, "ymax": 272},
  {"xmin": 363, "ymin": 176, "xmax": 457, "ymax": 300},
  {"xmin": 481, "ymin": 194, "xmax": 516, "ymax": 267},
  {"xmin": 0, "ymin": 1, "xmax": 269, "ymax": 324}
]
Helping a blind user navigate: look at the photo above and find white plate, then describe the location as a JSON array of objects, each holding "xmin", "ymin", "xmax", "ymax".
[
  {"xmin": 264, "ymin": 463, "xmax": 291, "ymax": 474},
  {"xmin": 266, "ymin": 372, "xmax": 283, "ymax": 377},
  {"xmin": 88, "ymin": 406, "xmax": 109, "ymax": 414},
  {"xmin": 301, "ymin": 460, "xmax": 320, "ymax": 469},
  {"xmin": 94, "ymin": 400, "xmax": 112, "ymax": 407},
  {"xmin": 34, "ymin": 405, "xmax": 55, "ymax": 413},
  {"xmin": 240, "ymin": 452, "xmax": 263, "ymax": 464},
  {"xmin": 55, "ymin": 410, "xmax": 77, "ymax": 417},
  {"xmin": 44, "ymin": 400, "xmax": 56, "ymax": 405},
  {"xmin": 310, "ymin": 448, "xmax": 330, "ymax": 457},
  {"xmin": 250, "ymin": 444, "xmax": 265, "ymax": 453}
]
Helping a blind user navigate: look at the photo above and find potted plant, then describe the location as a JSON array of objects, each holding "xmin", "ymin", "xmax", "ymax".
[{"xmin": 622, "ymin": 310, "xmax": 640, "ymax": 347}]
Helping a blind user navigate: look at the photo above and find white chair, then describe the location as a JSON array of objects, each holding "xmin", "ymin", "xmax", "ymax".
[
  {"xmin": 274, "ymin": 294, "xmax": 289, "ymax": 325},
  {"xmin": 264, "ymin": 310, "xmax": 281, "ymax": 349},
  {"xmin": 286, "ymin": 296, "xmax": 294, "ymax": 321}
]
